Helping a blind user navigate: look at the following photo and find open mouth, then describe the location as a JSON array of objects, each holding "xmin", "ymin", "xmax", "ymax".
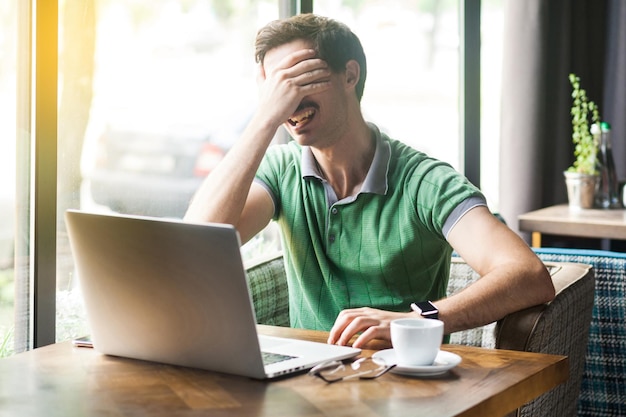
[{"xmin": 287, "ymin": 105, "xmax": 317, "ymax": 128}]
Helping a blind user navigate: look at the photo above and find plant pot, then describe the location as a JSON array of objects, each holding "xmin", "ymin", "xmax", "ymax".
[{"xmin": 564, "ymin": 171, "xmax": 597, "ymax": 209}]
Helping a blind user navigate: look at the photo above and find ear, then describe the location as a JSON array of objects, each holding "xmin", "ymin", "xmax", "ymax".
[{"xmin": 344, "ymin": 60, "xmax": 360, "ymax": 89}]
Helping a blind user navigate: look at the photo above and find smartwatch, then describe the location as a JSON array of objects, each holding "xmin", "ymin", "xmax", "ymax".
[{"xmin": 411, "ymin": 301, "xmax": 439, "ymax": 320}]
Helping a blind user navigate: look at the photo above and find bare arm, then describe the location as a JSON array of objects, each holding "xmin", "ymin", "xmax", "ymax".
[
  {"xmin": 183, "ymin": 115, "xmax": 277, "ymax": 243},
  {"xmin": 437, "ymin": 205, "xmax": 555, "ymax": 334},
  {"xmin": 184, "ymin": 49, "xmax": 330, "ymax": 244}
]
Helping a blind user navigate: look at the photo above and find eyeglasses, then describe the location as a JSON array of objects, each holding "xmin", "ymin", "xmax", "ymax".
[{"xmin": 308, "ymin": 357, "xmax": 396, "ymax": 383}]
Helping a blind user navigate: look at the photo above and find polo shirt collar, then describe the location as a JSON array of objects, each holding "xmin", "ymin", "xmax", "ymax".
[{"xmin": 301, "ymin": 122, "xmax": 390, "ymax": 196}]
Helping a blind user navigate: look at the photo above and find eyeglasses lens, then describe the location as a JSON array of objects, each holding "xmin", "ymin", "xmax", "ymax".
[{"xmin": 309, "ymin": 357, "xmax": 395, "ymax": 383}]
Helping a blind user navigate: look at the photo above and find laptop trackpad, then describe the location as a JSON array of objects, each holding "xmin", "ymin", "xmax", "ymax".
[{"xmin": 259, "ymin": 335, "xmax": 283, "ymax": 348}]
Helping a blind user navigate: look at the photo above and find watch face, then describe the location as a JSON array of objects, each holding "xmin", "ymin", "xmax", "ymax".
[
  {"xmin": 415, "ymin": 302, "xmax": 436, "ymax": 312},
  {"xmin": 415, "ymin": 301, "xmax": 438, "ymax": 319}
]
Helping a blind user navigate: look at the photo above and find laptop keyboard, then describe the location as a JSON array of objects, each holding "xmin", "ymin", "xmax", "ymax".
[{"xmin": 262, "ymin": 351, "xmax": 296, "ymax": 365}]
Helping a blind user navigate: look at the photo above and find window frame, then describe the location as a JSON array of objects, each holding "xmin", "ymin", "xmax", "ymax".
[{"xmin": 27, "ymin": 0, "xmax": 59, "ymax": 349}]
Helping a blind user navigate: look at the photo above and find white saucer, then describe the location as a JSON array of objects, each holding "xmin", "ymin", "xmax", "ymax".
[{"xmin": 372, "ymin": 349, "xmax": 462, "ymax": 376}]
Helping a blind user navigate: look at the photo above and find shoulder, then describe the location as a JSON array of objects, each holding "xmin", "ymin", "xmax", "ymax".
[
  {"xmin": 378, "ymin": 131, "xmax": 485, "ymax": 231},
  {"xmin": 256, "ymin": 142, "xmax": 303, "ymax": 192},
  {"xmin": 259, "ymin": 142, "xmax": 301, "ymax": 172},
  {"xmin": 264, "ymin": 141, "xmax": 302, "ymax": 160}
]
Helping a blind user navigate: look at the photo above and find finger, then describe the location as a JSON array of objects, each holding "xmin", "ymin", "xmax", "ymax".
[
  {"xmin": 327, "ymin": 311, "xmax": 353, "ymax": 345},
  {"xmin": 269, "ymin": 54, "xmax": 329, "ymax": 86},
  {"xmin": 327, "ymin": 308, "xmax": 368, "ymax": 345},
  {"xmin": 336, "ymin": 316, "xmax": 380, "ymax": 347},
  {"xmin": 274, "ymin": 48, "xmax": 318, "ymax": 72},
  {"xmin": 264, "ymin": 49, "xmax": 319, "ymax": 80},
  {"xmin": 293, "ymin": 67, "xmax": 331, "ymax": 88},
  {"xmin": 352, "ymin": 326, "xmax": 390, "ymax": 349}
]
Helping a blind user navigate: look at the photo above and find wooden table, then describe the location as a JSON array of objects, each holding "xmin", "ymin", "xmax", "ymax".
[
  {"xmin": 0, "ymin": 325, "xmax": 568, "ymax": 417},
  {"xmin": 518, "ymin": 204, "xmax": 626, "ymax": 247}
]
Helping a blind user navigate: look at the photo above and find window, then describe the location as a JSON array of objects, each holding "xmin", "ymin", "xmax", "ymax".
[
  {"xmin": 3, "ymin": 0, "xmax": 501, "ymax": 353},
  {"xmin": 315, "ymin": 0, "xmax": 504, "ymax": 209},
  {"xmin": 315, "ymin": 0, "xmax": 462, "ymax": 170},
  {"xmin": 55, "ymin": 0, "xmax": 281, "ymax": 344}
]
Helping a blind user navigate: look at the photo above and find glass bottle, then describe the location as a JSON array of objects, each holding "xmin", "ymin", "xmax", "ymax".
[{"xmin": 594, "ymin": 122, "xmax": 621, "ymax": 208}]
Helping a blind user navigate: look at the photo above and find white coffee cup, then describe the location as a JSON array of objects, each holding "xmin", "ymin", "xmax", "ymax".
[{"xmin": 390, "ymin": 318, "xmax": 444, "ymax": 366}]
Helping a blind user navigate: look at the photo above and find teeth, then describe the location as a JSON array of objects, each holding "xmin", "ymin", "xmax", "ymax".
[{"xmin": 288, "ymin": 109, "xmax": 315, "ymax": 126}]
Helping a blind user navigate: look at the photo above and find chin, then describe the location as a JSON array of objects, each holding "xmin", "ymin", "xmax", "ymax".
[
  {"xmin": 285, "ymin": 127, "xmax": 314, "ymax": 145},
  {"xmin": 291, "ymin": 136, "xmax": 316, "ymax": 147}
]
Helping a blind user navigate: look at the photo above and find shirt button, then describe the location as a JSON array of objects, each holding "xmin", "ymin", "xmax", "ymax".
[
  {"xmin": 329, "ymin": 234, "xmax": 336, "ymax": 243},
  {"xmin": 331, "ymin": 207, "xmax": 338, "ymax": 215}
]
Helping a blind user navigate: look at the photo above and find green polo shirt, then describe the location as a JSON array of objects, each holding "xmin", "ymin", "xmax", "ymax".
[{"xmin": 255, "ymin": 123, "xmax": 485, "ymax": 330}]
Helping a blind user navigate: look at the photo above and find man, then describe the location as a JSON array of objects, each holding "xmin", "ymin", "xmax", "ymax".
[{"xmin": 185, "ymin": 14, "xmax": 554, "ymax": 349}]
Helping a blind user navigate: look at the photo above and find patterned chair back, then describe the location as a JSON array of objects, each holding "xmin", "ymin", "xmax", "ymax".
[{"xmin": 534, "ymin": 248, "xmax": 626, "ymax": 417}]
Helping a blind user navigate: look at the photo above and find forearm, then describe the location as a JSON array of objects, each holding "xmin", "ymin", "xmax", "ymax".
[
  {"xmin": 185, "ymin": 49, "xmax": 330, "ymax": 226},
  {"xmin": 184, "ymin": 114, "xmax": 278, "ymax": 226},
  {"xmin": 436, "ymin": 259, "xmax": 553, "ymax": 335},
  {"xmin": 442, "ymin": 206, "xmax": 555, "ymax": 335}
]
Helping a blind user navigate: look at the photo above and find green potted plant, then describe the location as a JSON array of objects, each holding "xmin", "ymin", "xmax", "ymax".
[{"xmin": 564, "ymin": 73, "xmax": 601, "ymax": 209}]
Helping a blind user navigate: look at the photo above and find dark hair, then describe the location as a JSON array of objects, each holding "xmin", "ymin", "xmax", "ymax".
[{"xmin": 255, "ymin": 14, "xmax": 367, "ymax": 101}]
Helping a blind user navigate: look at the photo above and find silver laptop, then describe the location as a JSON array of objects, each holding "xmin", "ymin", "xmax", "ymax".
[{"xmin": 65, "ymin": 209, "xmax": 360, "ymax": 379}]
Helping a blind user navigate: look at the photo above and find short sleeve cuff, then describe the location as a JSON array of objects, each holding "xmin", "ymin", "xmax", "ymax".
[{"xmin": 442, "ymin": 196, "xmax": 488, "ymax": 239}]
